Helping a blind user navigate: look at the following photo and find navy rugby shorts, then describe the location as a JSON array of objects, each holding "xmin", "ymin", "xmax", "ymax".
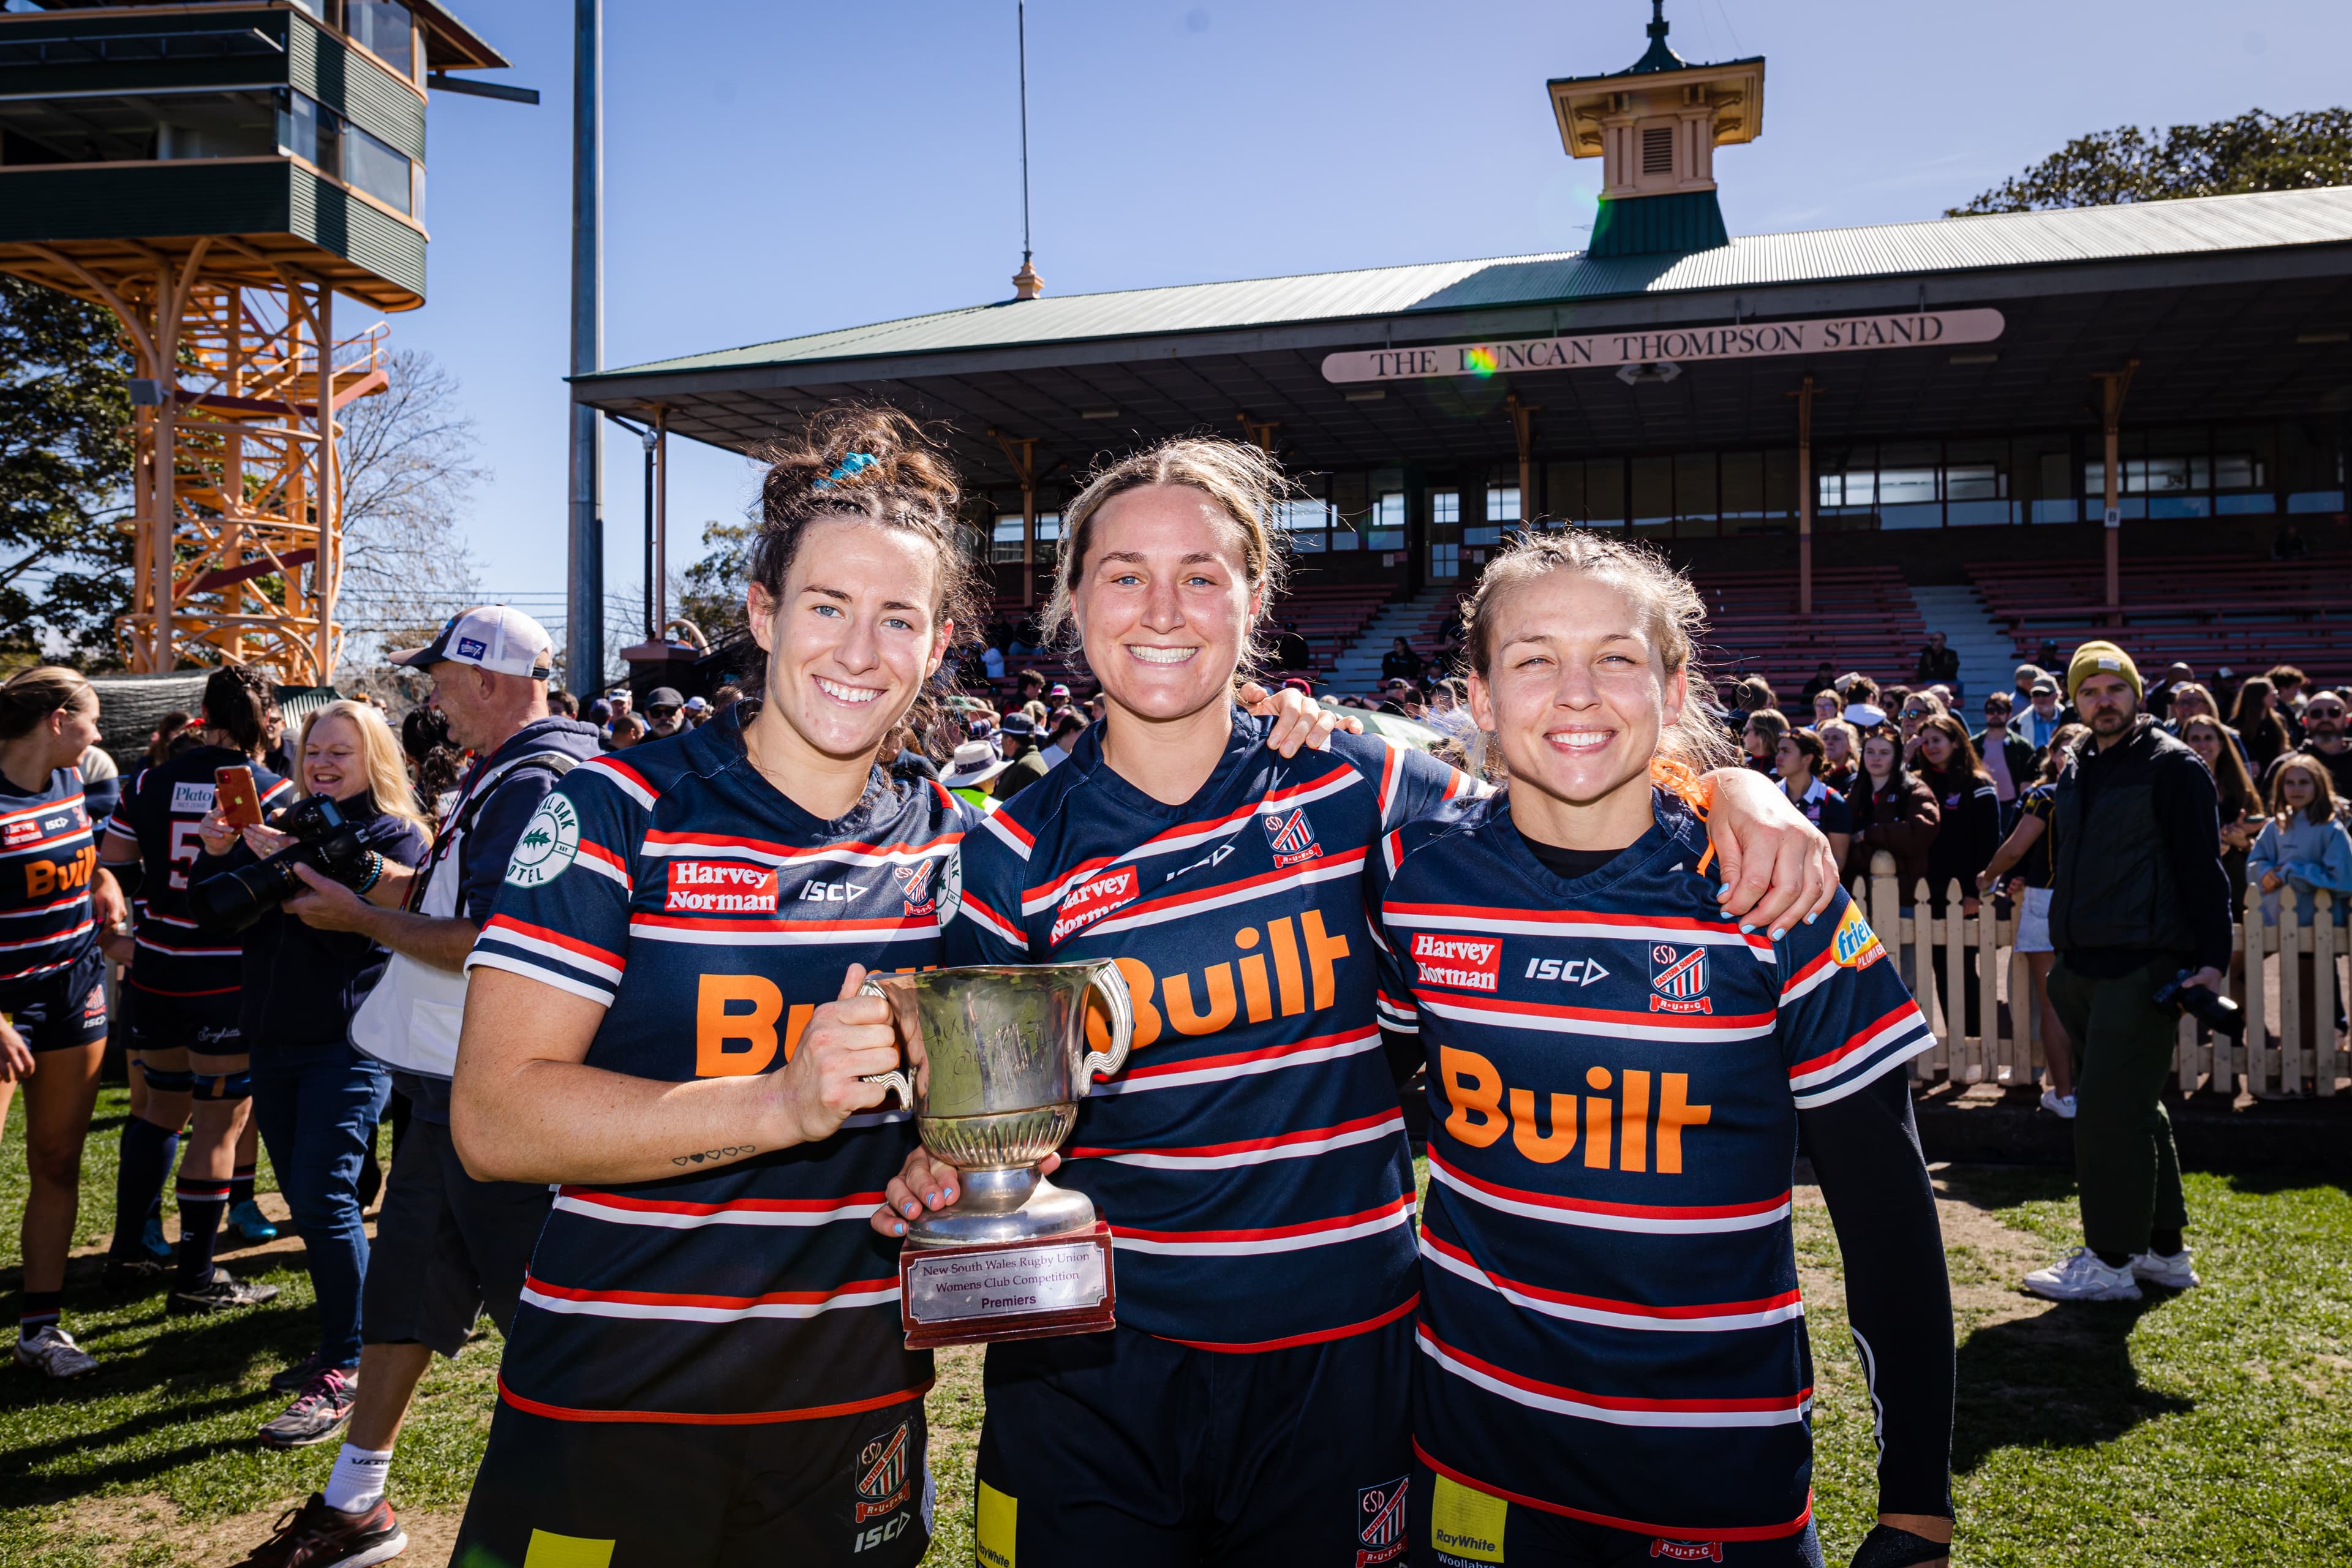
[
  {"xmin": 453, "ymin": 1395, "xmax": 930, "ymax": 1568},
  {"xmin": 1412, "ymin": 1455, "xmax": 1826, "ymax": 1568},
  {"xmin": 0, "ymin": 950, "xmax": 108, "ymax": 1052},
  {"xmin": 973, "ymin": 1313, "xmax": 1415, "ymax": 1567},
  {"xmin": 125, "ymin": 984, "xmax": 241, "ymax": 1057}
]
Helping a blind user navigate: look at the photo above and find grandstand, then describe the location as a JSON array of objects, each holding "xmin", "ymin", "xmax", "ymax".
[{"xmin": 1970, "ymin": 556, "xmax": 2352, "ymax": 687}]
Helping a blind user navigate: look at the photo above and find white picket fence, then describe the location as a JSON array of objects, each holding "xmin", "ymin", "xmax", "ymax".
[{"xmin": 1854, "ymin": 852, "xmax": 2349, "ymax": 1098}]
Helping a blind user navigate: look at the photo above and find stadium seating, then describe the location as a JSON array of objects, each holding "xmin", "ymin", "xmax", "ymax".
[
  {"xmin": 1267, "ymin": 581, "xmax": 1400, "ymax": 677},
  {"xmin": 1689, "ymin": 566, "xmax": 1928, "ymax": 697},
  {"xmin": 1969, "ymin": 557, "xmax": 2352, "ymax": 686}
]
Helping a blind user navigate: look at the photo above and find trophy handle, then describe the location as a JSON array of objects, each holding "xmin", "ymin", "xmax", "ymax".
[
  {"xmin": 856, "ymin": 976, "xmax": 914, "ymax": 1111},
  {"xmin": 1079, "ymin": 962, "xmax": 1133, "ymax": 1093}
]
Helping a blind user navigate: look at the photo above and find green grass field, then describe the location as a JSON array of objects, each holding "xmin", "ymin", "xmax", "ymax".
[{"xmin": 4, "ymin": 1088, "xmax": 2348, "ymax": 1566}]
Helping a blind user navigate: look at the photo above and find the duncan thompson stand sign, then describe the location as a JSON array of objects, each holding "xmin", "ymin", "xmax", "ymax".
[{"xmin": 1321, "ymin": 308, "xmax": 2005, "ymax": 383}]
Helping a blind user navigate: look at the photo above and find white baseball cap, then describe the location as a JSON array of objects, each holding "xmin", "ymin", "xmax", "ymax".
[{"xmin": 392, "ymin": 605, "xmax": 554, "ymax": 680}]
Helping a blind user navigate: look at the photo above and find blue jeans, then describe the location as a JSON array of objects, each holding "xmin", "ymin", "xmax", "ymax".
[{"xmin": 249, "ymin": 1039, "xmax": 390, "ymax": 1368}]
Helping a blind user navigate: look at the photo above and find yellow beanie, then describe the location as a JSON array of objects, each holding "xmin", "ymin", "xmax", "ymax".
[{"xmin": 2067, "ymin": 640, "xmax": 2142, "ymax": 703}]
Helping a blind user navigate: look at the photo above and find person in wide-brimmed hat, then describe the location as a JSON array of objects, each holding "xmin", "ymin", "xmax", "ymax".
[{"xmin": 940, "ymin": 740, "xmax": 1012, "ymax": 807}]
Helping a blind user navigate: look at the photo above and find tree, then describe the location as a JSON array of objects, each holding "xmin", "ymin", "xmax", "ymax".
[
  {"xmin": 334, "ymin": 348, "xmax": 487, "ymax": 668},
  {"xmin": 1951, "ymin": 107, "xmax": 2352, "ymax": 215},
  {"xmin": 676, "ymin": 516, "xmax": 755, "ymax": 645},
  {"xmin": 0, "ymin": 276, "xmax": 134, "ymax": 665}
]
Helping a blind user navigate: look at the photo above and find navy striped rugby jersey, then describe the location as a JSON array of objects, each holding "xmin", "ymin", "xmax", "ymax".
[
  {"xmin": 945, "ymin": 710, "xmax": 1481, "ymax": 1351},
  {"xmin": 107, "ymin": 747, "xmax": 292, "ymax": 997},
  {"xmin": 1376, "ymin": 790, "xmax": 1932, "ymax": 1542},
  {"xmin": 1, "ymin": 766, "xmax": 106, "ymax": 992},
  {"xmin": 464, "ymin": 709, "xmax": 981, "ymax": 1422}
]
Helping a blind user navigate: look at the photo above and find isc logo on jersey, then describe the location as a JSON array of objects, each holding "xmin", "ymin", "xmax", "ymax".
[
  {"xmin": 1833, "ymin": 902, "xmax": 1886, "ymax": 970},
  {"xmin": 505, "ymin": 794, "xmax": 580, "ymax": 888},
  {"xmin": 666, "ymin": 860, "xmax": 780, "ymax": 913},
  {"xmin": 1412, "ymin": 932, "xmax": 1501, "ymax": 992},
  {"xmin": 1050, "ymin": 865, "xmax": 1138, "ymax": 943}
]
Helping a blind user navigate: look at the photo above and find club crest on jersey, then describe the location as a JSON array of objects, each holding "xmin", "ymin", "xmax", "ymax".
[
  {"xmin": 1412, "ymin": 931, "xmax": 1500, "ymax": 992},
  {"xmin": 1648, "ymin": 1541, "xmax": 1724, "ymax": 1562},
  {"xmin": 854, "ymin": 1420, "xmax": 913, "ymax": 1521},
  {"xmin": 666, "ymin": 860, "xmax": 780, "ymax": 913},
  {"xmin": 1050, "ymin": 865, "xmax": 1137, "ymax": 943},
  {"xmin": 1355, "ymin": 1475, "xmax": 1409, "ymax": 1566},
  {"xmin": 1650, "ymin": 943, "xmax": 1711, "ymax": 1014},
  {"xmin": 1261, "ymin": 805, "xmax": 1322, "ymax": 869},
  {"xmin": 505, "ymin": 794, "xmax": 580, "ymax": 888},
  {"xmin": 1833, "ymin": 901, "xmax": 1887, "ymax": 970},
  {"xmin": 895, "ymin": 858, "xmax": 940, "ymax": 916}
]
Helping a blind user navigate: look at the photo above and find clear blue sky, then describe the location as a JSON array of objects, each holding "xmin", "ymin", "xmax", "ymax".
[{"xmin": 396, "ymin": 0, "xmax": 2352, "ymax": 607}]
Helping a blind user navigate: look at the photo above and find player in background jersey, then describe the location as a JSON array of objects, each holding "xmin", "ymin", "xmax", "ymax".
[
  {"xmin": 880, "ymin": 436, "xmax": 1841, "ymax": 1568},
  {"xmin": 1379, "ymin": 532, "xmax": 1953, "ymax": 1567},
  {"xmin": 435, "ymin": 408, "xmax": 1349, "ymax": 1568},
  {"xmin": 97, "ymin": 665, "xmax": 293, "ymax": 1314},
  {"xmin": 0, "ymin": 667, "xmax": 128, "ymax": 1379}
]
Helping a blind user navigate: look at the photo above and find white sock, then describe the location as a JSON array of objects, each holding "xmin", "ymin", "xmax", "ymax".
[{"xmin": 324, "ymin": 1443, "xmax": 393, "ymax": 1514}]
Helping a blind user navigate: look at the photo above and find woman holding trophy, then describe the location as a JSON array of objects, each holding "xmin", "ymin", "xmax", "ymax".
[
  {"xmin": 439, "ymin": 409, "xmax": 1342, "ymax": 1567},
  {"xmin": 884, "ymin": 435, "xmax": 1842, "ymax": 1567}
]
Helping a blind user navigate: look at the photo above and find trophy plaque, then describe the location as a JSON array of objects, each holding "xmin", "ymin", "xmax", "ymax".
[{"xmin": 861, "ymin": 962, "xmax": 1133, "ymax": 1349}]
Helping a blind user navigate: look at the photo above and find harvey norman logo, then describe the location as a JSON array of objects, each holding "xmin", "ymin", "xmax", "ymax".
[
  {"xmin": 1412, "ymin": 932, "xmax": 1501, "ymax": 993},
  {"xmin": 665, "ymin": 860, "xmax": 780, "ymax": 914},
  {"xmin": 1051, "ymin": 867, "xmax": 1138, "ymax": 943},
  {"xmin": 1321, "ymin": 308, "xmax": 2005, "ymax": 385}
]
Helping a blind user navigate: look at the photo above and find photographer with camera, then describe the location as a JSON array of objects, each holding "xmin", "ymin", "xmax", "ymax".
[
  {"xmin": 2022, "ymin": 643, "xmax": 2234, "ymax": 1305},
  {"xmin": 219, "ymin": 607, "xmax": 598, "ymax": 1564},
  {"xmin": 191, "ymin": 700, "xmax": 431, "ymax": 1446},
  {"xmin": 96, "ymin": 665, "xmax": 293, "ymax": 1313}
]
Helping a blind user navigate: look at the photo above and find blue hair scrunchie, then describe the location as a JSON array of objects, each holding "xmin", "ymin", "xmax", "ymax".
[{"xmin": 815, "ymin": 451, "xmax": 880, "ymax": 489}]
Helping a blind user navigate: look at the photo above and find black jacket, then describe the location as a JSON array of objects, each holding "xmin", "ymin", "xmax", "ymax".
[
  {"xmin": 200, "ymin": 802, "xmax": 432, "ymax": 1049},
  {"xmin": 1920, "ymin": 764, "xmax": 2001, "ymax": 903},
  {"xmin": 2048, "ymin": 715, "xmax": 2233, "ymax": 975}
]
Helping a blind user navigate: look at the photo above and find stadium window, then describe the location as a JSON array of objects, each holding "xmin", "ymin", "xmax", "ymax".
[
  {"xmin": 1485, "ymin": 486, "xmax": 1520, "ymax": 522},
  {"xmin": 1721, "ymin": 452, "xmax": 1765, "ymax": 529},
  {"xmin": 1275, "ymin": 498, "xmax": 1333, "ymax": 552},
  {"xmin": 1430, "ymin": 543, "xmax": 1460, "ymax": 581},
  {"xmin": 1876, "ymin": 442, "xmax": 1940, "ymax": 529},
  {"xmin": 1367, "ymin": 492, "xmax": 1406, "ymax": 551},
  {"xmin": 1430, "ymin": 491, "xmax": 1460, "ymax": 527},
  {"xmin": 1672, "ymin": 454, "xmax": 1716, "ymax": 538},
  {"xmin": 1630, "ymin": 456, "xmax": 1672, "ymax": 537},
  {"xmin": 1945, "ymin": 439, "xmax": 2011, "ymax": 526},
  {"xmin": 2282, "ymin": 421, "xmax": 2347, "ymax": 514},
  {"xmin": 990, "ymin": 512, "xmax": 1060, "ymax": 564}
]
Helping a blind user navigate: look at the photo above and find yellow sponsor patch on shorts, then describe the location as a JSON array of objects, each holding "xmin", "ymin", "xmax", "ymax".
[
  {"xmin": 521, "ymin": 1529, "xmax": 616, "ymax": 1568},
  {"xmin": 976, "ymin": 1478, "xmax": 1017, "ymax": 1567},
  {"xmin": 1429, "ymin": 1472, "xmax": 1507, "ymax": 1562}
]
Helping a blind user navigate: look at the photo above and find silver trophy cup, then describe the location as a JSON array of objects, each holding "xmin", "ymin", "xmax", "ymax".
[{"xmin": 862, "ymin": 962, "xmax": 1133, "ymax": 1245}]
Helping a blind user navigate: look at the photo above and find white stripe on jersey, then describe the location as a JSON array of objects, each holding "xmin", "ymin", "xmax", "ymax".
[
  {"xmin": 475, "ymin": 925, "xmax": 624, "ymax": 984},
  {"xmin": 1082, "ymin": 850, "xmax": 1368, "ymax": 939},
  {"xmin": 466, "ymin": 950, "xmax": 617, "ymax": 1006},
  {"xmin": 1415, "ymin": 992, "xmax": 1776, "ymax": 1045},
  {"xmin": 1428, "ymin": 1158, "xmax": 1790, "ymax": 1235},
  {"xmin": 1110, "ymin": 1194, "xmax": 1415, "ymax": 1257},
  {"xmin": 552, "ymin": 1193, "xmax": 881, "ymax": 1230},
  {"xmin": 519, "ymin": 1281, "xmax": 902, "ymax": 1322},
  {"xmin": 1387, "ymin": 904, "xmax": 1775, "ymax": 960},
  {"xmin": 1087, "ymin": 1026, "xmax": 1382, "ymax": 1098},
  {"xmin": 1417, "ymin": 1234, "xmax": 1806, "ymax": 1334},
  {"xmin": 636, "ymin": 834, "xmax": 957, "ymax": 871},
  {"xmin": 2, "ymin": 918, "xmax": 94, "ymax": 956},
  {"xmin": 575, "ymin": 755, "xmax": 658, "ymax": 809},
  {"xmin": 1085, "ymin": 1109, "xmax": 1404, "ymax": 1169},
  {"xmin": 629, "ymin": 917, "xmax": 938, "ymax": 947},
  {"xmin": 1417, "ymin": 1329, "xmax": 1813, "ymax": 1428}
]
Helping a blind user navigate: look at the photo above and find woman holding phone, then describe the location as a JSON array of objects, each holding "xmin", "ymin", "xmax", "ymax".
[
  {"xmin": 97, "ymin": 663, "xmax": 294, "ymax": 1312},
  {"xmin": 887, "ymin": 435, "xmax": 1838, "ymax": 1567},
  {"xmin": 193, "ymin": 699, "xmax": 432, "ymax": 1446}
]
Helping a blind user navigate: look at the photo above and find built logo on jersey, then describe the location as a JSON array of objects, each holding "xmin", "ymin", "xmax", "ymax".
[
  {"xmin": 1050, "ymin": 865, "xmax": 1139, "ymax": 943},
  {"xmin": 1261, "ymin": 805, "xmax": 1322, "ymax": 869},
  {"xmin": 504, "ymin": 794, "xmax": 580, "ymax": 888},
  {"xmin": 1355, "ymin": 1476, "xmax": 1409, "ymax": 1567},
  {"xmin": 1833, "ymin": 901, "xmax": 1887, "ymax": 970},
  {"xmin": 666, "ymin": 860, "xmax": 780, "ymax": 913},
  {"xmin": 1649, "ymin": 943, "xmax": 1711, "ymax": 1014},
  {"xmin": 854, "ymin": 1420, "xmax": 913, "ymax": 1522},
  {"xmin": 1412, "ymin": 932, "xmax": 1501, "ymax": 992}
]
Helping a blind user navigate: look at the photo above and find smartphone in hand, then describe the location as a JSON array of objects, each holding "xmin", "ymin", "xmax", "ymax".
[{"xmin": 215, "ymin": 765, "xmax": 263, "ymax": 829}]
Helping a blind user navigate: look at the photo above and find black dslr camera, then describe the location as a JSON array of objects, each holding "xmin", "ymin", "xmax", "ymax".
[
  {"xmin": 2153, "ymin": 968, "xmax": 2245, "ymax": 1040},
  {"xmin": 190, "ymin": 792, "xmax": 379, "ymax": 933}
]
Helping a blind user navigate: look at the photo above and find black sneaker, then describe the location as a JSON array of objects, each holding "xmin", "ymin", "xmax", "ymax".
[
  {"xmin": 168, "ymin": 1276, "xmax": 281, "ymax": 1316},
  {"xmin": 229, "ymin": 1492, "xmax": 407, "ymax": 1567},
  {"xmin": 257, "ymin": 1366, "xmax": 358, "ymax": 1449},
  {"xmin": 102, "ymin": 1252, "xmax": 167, "ymax": 1293}
]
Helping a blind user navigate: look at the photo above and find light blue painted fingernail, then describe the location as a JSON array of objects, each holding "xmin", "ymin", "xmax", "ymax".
[
  {"xmin": 893, "ymin": 1220, "xmax": 907, "ymax": 1236},
  {"xmin": 1805, "ymin": 912, "xmax": 1819, "ymax": 925},
  {"xmin": 1739, "ymin": 923, "xmax": 1756, "ymax": 933},
  {"xmin": 943, "ymin": 1188, "xmax": 957, "ymax": 1203},
  {"xmin": 923, "ymin": 1191, "xmax": 938, "ymax": 1208},
  {"xmin": 903, "ymin": 1201, "xmax": 919, "ymax": 1218},
  {"xmin": 1770, "ymin": 927, "xmax": 1787, "ymax": 941}
]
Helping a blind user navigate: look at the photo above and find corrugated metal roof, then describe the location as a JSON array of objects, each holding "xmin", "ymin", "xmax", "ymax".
[{"xmin": 594, "ymin": 186, "xmax": 2352, "ymax": 379}]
